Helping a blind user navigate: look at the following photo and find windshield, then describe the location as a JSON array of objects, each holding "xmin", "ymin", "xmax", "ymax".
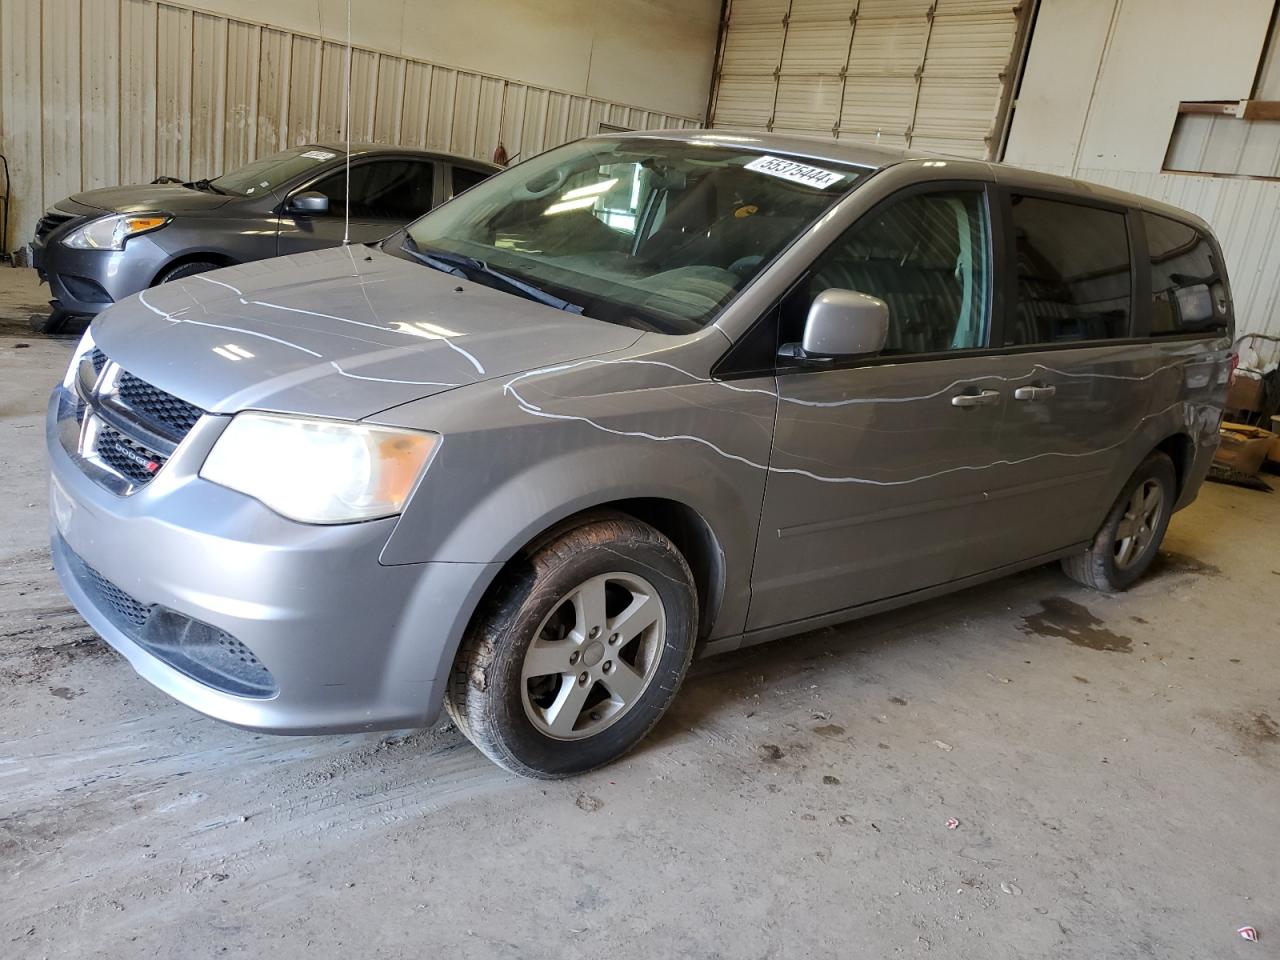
[
  {"xmin": 210, "ymin": 145, "xmax": 342, "ymax": 197},
  {"xmin": 396, "ymin": 137, "xmax": 867, "ymax": 334}
]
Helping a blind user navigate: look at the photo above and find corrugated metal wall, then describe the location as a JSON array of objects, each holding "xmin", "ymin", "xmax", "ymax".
[
  {"xmin": 1165, "ymin": 114, "xmax": 1280, "ymax": 179},
  {"xmin": 0, "ymin": 0, "xmax": 701, "ymax": 255},
  {"xmin": 1015, "ymin": 162, "xmax": 1280, "ymax": 345},
  {"xmin": 708, "ymin": 0, "xmax": 1032, "ymax": 159}
]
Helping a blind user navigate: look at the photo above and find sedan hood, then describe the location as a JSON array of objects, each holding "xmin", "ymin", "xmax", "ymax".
[
  {"xmin": 67, "ymin": 183, "xmax": 234, "ymax": 215},
  {"xmin": 91, "ymin": 245, "xmax": 645, "ymax": 419}
]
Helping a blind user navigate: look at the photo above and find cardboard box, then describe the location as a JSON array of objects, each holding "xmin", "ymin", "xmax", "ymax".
[
  {"xmin": 1216, "ymin": 422, "xmax": 1276, "ymax": 475},
  {"xmin": 1227, "ymin": 373, "xmax": 1265, "ymax": 413}
]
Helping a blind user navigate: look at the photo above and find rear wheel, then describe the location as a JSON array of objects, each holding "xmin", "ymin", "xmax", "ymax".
[
  {"xmin": 156, "ymin": 260, "xmax": 223, "ymax": 284},
  {"xmin": 446, "ymin": 515, "xmax": 697, "ymax": 778},
  {"xmin": 1061, "ymin": 452, "xmax": 1176, "ymax": 591}
]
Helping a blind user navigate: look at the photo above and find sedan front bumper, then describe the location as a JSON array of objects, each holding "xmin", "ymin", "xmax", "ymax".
[
  {"xmin": 33, "ymin": 233, "xmax": 171, "ymax": 317},
  {"xmin": 47, "ymin": 387, "xmax": 500, "ymax": 734}
]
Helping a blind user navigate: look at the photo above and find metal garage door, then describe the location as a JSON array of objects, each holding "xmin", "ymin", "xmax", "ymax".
[{"xmin": 710, "ymin": 0, "xmax": 1035, "ymax": 159}]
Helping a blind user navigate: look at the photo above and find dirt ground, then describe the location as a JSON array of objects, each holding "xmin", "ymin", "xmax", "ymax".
[{"xmin": 1, "ymin": 266, "xmax": 1277, "ymax": 959}]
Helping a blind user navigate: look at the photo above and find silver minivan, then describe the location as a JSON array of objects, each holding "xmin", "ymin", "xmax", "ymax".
[{"xmin": 47, "ymin": 132, "xmax": 1233, "ymax": 777}]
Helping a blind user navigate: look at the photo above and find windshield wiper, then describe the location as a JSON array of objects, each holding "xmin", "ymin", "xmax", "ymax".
[
  {"xmin": 401, "ymin": 236, "xmax": 583, "ymax": 314},
  {"xmin": 187, "ymin": 178, "xmax": 227, "ymax": 195}
]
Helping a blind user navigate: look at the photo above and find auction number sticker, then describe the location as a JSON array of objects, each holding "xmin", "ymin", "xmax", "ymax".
[
  {"xmin": 301, "ymin": 150, "xmax": 337, "ymax": 161},
  {"xmin": 744, "ymin": 155, "xmax": 846, "ymax": 189}
]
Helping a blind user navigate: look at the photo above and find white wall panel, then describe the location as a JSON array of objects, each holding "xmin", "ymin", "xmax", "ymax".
[
  {"xmin": 119, "ymin": 0, "xmax": 158, "ymax": 186},
  {"xmin": 1079, "ymin": 0, "xmax": 1272, "ymax": 171},
  {"xmin": 0, "ymin": 0, "xmax": 702, "ymax": 254},
  {"xmin": 711, "ymin": 0, "xmax": 1029, "ymax": 157},
  {"xmin": 81, "ymin": 0, "xmax": 121, "ymax": 191},
  {"xmin": 41, "ymin": 0, "xmax": 81, "ymax": 210},
  {"xmin": 175, "ymin": 0, "xmax": 721, "ymax": 120}
]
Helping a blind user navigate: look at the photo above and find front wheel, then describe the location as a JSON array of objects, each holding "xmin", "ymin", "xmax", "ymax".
[
  {"xmin": 446, "ymin": 515, "xmax": 697, "ymax": 778},
  {"xmin": 156, "ymin": 260, "xmax": 223, "ymax": 284},
  {"xmin": 1061, "ymin": 451, "xmax": 1176, "ymax": 592}
]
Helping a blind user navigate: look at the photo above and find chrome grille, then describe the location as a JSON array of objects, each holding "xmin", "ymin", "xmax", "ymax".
[
  {"xmin": 115, "ymin": 370, "xmax": 203, "ymax": 437},
  {"xmin": 70, "ymin": 349, "xmax": 207, "ymax": 493}
]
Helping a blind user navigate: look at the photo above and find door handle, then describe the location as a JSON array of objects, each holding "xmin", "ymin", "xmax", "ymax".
[
  {"xmin": 951, "ymin": 389, "xmax": 1001, "ymax": 408},
  {"xmin": 1013, "ymin": 385, "xmax": 1057, "ymax": 402}
]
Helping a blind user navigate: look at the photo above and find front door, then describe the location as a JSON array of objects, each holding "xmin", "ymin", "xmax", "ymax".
[
  {"xmin": 748, "ymin": 184, "xmax": 1004, "ymax": 631},
  {"xmin": 277, "ymin": 158, "xmax": 436, "ymax": 254}
]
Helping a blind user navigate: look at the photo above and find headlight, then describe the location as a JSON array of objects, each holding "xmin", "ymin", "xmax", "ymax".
[
  {"xmin": 61, "ymin": 326, "xmax": 98, "ymax": 389},
  {"xmin": 200, "ymin": 413, "xmax": 438, "ymax": 524},
  {"xmin": 62, "ymin": 212, "xmax": 171, "ymax": 250}
]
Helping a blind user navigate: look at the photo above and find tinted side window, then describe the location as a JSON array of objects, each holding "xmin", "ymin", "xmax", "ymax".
[
  {"xmin": 1008, "ymin": 196, "xmax": 1131, "ymax": 344},
  {"xmin": 1143, "ymin": 213, "xmax": 1229, "ymax": 335},
  {"xmin": 451, "ymin": 166, "xmax": 490, "ymax": 196},
  {"xmin": 311, "ymin": 160, "xmax": 434, "ymax": 219},
  {"xmin": 786, "ymin": 189, "xmax": 991, "ymax": 355}
]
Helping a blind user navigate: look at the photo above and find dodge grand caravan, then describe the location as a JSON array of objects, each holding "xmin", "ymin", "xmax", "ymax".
[{"xmin": 47, "ymin": 132, "xmax": 1233, "ymax": 777}]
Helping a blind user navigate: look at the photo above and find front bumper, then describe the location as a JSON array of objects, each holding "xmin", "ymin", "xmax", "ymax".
[
  {"xmin": 47, "ymin": 387, "xmax": 500, "ymax": 734},
  {"xmin": 33, "ymin": 225, "xmax": 169, "ymax": 317}
]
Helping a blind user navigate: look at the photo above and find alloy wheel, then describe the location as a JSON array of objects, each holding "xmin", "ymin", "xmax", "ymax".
[
  {"xmin": 520, "ymin": 571, "xmax": 666, "ymax": 740},
  {"xmin": 1113, "ymin": 479, "xmax": 1164, "ymax": 570}
]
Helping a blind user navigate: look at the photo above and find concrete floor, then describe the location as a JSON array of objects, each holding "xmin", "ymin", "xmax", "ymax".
[{"xmin": 1, "ymin": 266, "xmax": 1277, "ymax": 959}]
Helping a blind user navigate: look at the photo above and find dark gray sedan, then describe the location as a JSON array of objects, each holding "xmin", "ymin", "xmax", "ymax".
[{"xmin": 30, "ymin": 144, "xmax": 497, "ymax": 332}]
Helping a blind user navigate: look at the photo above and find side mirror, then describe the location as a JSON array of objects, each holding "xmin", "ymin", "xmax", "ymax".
[
  {"xmin": 287, "ymin": 191, "xmax": 329, "ymax": 215},
  {"xmin": 797, "ymin": 289, "xmax": 889, "ymax": 360}
]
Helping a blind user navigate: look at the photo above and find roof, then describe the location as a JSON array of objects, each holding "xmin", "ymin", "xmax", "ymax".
[
  {"xmin": 605, "ymin": 128, "xmax": 1213, "ymax": 232},
  {"xmin": 606, "ymin": 128, "xmax": 913, "ymax": 171},
  {"xmin": 313, "ymin": 142, "xmax": 500, "ymax": 170}
]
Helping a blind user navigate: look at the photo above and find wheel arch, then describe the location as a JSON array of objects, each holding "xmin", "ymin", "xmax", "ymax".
[
  {"xmin": 150, "ymin": 251, "xmax": 238, "ymax": 286},
  {"xmin": 1154, "ymin": 431, "xmax": 1195, "ymax": 497},
  {"xmin": 490, "ymin": 497, "xmax": 727, "ymax": 644}
]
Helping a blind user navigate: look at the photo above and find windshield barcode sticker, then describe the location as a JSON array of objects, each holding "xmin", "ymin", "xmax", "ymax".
[{"xmin": 744, "ymin": 155, "xmax": 846, "ymax": 189}]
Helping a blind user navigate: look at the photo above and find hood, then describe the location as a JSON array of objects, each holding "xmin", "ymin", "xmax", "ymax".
[
  {"xmin": 91, "ymin": 245, "xmax": 646, "ymax": 419},
  {"xmin": 67, "ymin": 183, "xmax": 235, "ymax": 215}
]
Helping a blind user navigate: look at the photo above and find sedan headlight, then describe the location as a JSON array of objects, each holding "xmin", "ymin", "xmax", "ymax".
[
  {"xmin": 200, "ymin": 413, "xmax": 438, "ymax": 524},
  {"xmin": 62, "ymin": 212, "xmax": 172, "ymax": 250}
]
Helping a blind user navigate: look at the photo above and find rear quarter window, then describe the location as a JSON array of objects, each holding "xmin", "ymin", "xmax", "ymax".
[
  {"xmin": 1007, "ymin": 195, "xmax": 1132, "ymax": 345},
  {"xmin": 1143, "ymin": 212, "xmax": 1230, "ymax": 335}
]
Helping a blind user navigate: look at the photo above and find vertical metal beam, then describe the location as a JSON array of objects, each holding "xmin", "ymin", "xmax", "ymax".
[
  {"xmin": 767, "ymin": 1, "xmax": 796, "ymax": 132},
  {"xmin": 833, "ymin": 2, "xmax": 860, "ymax": 139},
  {"xmin": 993, "ymin": 0, "xmax": 1041, "ymax": 162},
  {"xmin": 905, "ymin": 0, "xmax": 938, "ymax": 150}
]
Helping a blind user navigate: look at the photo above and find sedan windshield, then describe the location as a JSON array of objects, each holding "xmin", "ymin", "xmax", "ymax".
[
  {"xmin": 397, "ymin": 137, "xmax": 868, "ymax": 334},
  {"xmin": 210, "ymin": 145, "xmax": 343, "ymax": 198}
]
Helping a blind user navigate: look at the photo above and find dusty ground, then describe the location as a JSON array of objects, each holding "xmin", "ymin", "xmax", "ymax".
[{"xmin": 1, "ymin": 266, "xmax": 1277, "ymax": 959}]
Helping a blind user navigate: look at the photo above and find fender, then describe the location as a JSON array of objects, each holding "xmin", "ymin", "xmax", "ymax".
[{"xmin": 373, "ymin": 329, "xmax": 778, "ymax": 641}]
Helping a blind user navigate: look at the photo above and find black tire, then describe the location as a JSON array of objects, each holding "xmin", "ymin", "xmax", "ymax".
[
  {"xmin": 1061, "ymin": 451, "xmax": 1177, "ymax": 592},
  {"xmin": 446, "ymin": 515, "xmax": 697, "ymax": 778},
  {"xmin": 156, "ymin": 260, "xmax": 223, "ymax": 284}
]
